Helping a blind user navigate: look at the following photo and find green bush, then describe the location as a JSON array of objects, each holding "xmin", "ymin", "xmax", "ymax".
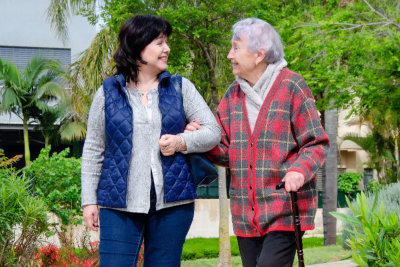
[
  {"xmin": 340, "ymin": 182, "xmax": 400, "ymax": 250},
  {"xmin": 366, "ymin": 179, "xmax": 385, "ymax": 193},
  {"xmin": 23, "ymin": 146, "xmax": 82, "ymax": 247},
  {"xmin": 337, "ymin": 172, "xmax": 362, "ymax": 195},
  {"xmin": 0, "ymin": 153, "xmax": 51, "ymax": 266},
  {"xmin": 331, "ymin": 187, "xmax": 400, "ymax": 266}
]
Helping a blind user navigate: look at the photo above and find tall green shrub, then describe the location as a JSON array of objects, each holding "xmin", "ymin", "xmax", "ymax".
[
  {"xmin": 337, "ymin": 172, "xmax": 362, "ymax": 195},
  {"xmin": 23, "ymin": 146, "xmax": 82, "ymax": 247},
  {"xmin": 331, "ymin": 187, "xmax": 400, "ymax": 266},
  {"xmin": 0, "ymin": 153, "xmax": 50, "ymax": 266}
]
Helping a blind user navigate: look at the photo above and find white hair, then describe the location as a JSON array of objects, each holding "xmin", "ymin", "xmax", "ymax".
[{"xmin": 232, "ymin": 18, "xmax": 284, "ymax": 64}]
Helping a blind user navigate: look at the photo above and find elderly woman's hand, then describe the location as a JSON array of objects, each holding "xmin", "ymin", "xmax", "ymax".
[
  {"xmin": 184, "ymin": 119, "xmax": 202, "ymax": 133},
  {"xmin": 281, "ymin": 171, "xmax": 306, "ymax": 193},
  {"xmin": 159, "ymin": 134, "xmax": 186, "ymax": 156}
]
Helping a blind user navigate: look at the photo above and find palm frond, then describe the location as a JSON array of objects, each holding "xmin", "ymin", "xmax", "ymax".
[
  {"xmin": 59, "ymin": 120, "xmax": 87, "ymax": 141},
  {"xmin": 1, "ymin": 88, "xmax": 22, "ymax": 110},
  {"xmin": 23, "ymin": 56, "xmax": 61, "ymax": 88},
  {"xmin": 67, "ymin": 26, "xmax": 116, "ymax": 120},
  {"xmin": 36, "ymin": 63, "xmax": 65, "ymax": 84},
  {"xmin": 342, "ymin": 134, "xmax": 376, "ymax": 154},
  {"xmin": 382, "ymin": 149, "xmax": 396, "ymax": 162},
  {"xmin": 0, "ymin": 59, "xmax": 23, "ymax": 93},
  {"xmin": 37, "ymin": 81, "xmax": 64, "ymax": 99},
  {"xmin": 47, "ymin": 0, "xmax": 96, "ymax": 42}
]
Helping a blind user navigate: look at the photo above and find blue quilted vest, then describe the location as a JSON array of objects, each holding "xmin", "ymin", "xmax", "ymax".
[{"xmin": 97, "ymin": 71, "xmax": 197, "ymax": 208}]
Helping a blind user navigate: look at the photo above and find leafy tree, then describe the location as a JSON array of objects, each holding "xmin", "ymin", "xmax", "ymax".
[
  {"xmin": 0, "ymin": 56, "xmax": 65, "ymax": 165},
  {"xmin": 23, "ymin": 146, "xmax": 82, "ymax": 247}
]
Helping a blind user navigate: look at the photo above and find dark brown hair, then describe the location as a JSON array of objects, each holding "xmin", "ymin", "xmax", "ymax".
[{"xmin": 113, "ymin": 15, "xmax": 172, "ymax": 82}]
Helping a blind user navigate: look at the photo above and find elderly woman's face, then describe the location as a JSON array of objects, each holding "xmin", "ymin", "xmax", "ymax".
[{"xmin": 227, "ymin": 34, "xmax": 259, "ymax": 80}]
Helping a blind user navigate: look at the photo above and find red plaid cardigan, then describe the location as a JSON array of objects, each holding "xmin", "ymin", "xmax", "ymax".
[{"xmin": 208, "ymin": 68, "xmax": 330, "ymax": 237}]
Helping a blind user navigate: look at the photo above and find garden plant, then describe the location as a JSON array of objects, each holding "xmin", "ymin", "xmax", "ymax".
[
  {"xmin": 332, "ymin": 184, "xmax": 400, "ymax": 266},
  {"xmin": 23, "ymin": 147, "xmax": 82, "ymax": 248},
  {"xmin": 337, "ymin": 172, "xmax": 363, "ymax": 195},
  {"xmin": 0, "ymin": 153, "xmax": 51, "ymax": 266}
]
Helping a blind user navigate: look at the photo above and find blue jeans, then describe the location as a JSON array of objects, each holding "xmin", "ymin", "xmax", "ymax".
[{"xmin": 99, "ymin": 202, "xmax": 194, "ymax": 267}]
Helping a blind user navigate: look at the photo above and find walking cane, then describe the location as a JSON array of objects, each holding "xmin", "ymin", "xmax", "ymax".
[{"xmin": 276, "ymin": 181, "xmax": 305, "ymax": 267}]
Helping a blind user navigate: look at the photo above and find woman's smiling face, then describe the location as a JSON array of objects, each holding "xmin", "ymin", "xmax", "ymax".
[{"xmin": 140, "ymin": 34, "xmax": 170, "ymax": 73}]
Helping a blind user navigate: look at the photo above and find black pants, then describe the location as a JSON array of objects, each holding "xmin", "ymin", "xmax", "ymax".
[{"xmin": 237, "ymin": 231, "xmax": 302, "ymax": 267}]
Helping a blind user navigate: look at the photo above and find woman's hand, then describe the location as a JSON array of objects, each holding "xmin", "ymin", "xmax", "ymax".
[
  {"xmin": 281, "ymin": 172, "xmax": 305, "ymax": 193},
  {"xmin": 184, "ymin": 119, "xmax": 202, "ymax": 133},
  {"xmin": 83, "ymin": 204, "xmax": 99, "ymax": 231},
  {"xmin": 159, "ymin": 134, "xmax": 186, "ymax": 156}
]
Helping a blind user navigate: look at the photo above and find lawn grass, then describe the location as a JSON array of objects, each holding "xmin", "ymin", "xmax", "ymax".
[
  {"xmin": 181, "ymin": 245, "xmax": 351, "ymax": 266},
  {"xmin": 181, "ymin": 236, "xmax": 350, "ymax": 265},
  {"xmin": 182, "ymin": 236, "xmax": 240, "ymax": 260}
]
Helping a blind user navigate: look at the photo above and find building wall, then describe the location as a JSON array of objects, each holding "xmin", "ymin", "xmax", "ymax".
[
  {"xmin": 0, "ymin": 0, "xmax": 95, "ymax": 60},
  {"xmin": 0, "ymin": 0, "xmax": 96, "ymax": 127},
  {"xmin": 337, "ymin": 108, "xmax": 370, "ymax": 173},
  {"xmin": 0, "ymin": 0, "xmax": 96, "ymax": 160}
]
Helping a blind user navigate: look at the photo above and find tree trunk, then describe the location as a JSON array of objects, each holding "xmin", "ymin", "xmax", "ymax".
[
  {"xmin": 218, "ymin": 166, "xmax": 231, "ymax": 267},
  {"xmin": 22, "ymin": 118, "xmax": 31, "ymax": 166},
  {"xmin": 44, "ymin": 135, "xmax": 50, "ymax": 148},
  {"xmin": 394, "ymin": 137, "xmax": 399, "ymax": 180},
  {"xmin": 322, "ymin": 107, "xmax": 338, "ymax": 245},
  {"xmin": 73, "ymin": 140, "xmax": 80, "ymax": 157}
]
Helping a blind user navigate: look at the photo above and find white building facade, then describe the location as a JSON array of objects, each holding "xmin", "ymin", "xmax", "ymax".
[{"xmin": 0, "ymin": 0, "xmax": 96, "ymax": 161}]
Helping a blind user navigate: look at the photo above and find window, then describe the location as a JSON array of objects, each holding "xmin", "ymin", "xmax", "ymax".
[{"xmin": 0, "ymin": 46, "xmax": 71, "ymax": 70}]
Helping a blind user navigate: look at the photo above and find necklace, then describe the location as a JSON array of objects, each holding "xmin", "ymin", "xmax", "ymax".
[
  {"xmin": 127, "ymin": 82, "xmax": 149, "ymax": 95},
  {"xmin": 136, "ymin": 89, "xmax": 149, "ymax": 96}
]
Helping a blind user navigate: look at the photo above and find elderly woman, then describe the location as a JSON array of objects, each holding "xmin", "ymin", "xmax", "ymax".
[{"xmin": 188, "ymin": 18, "xmax": 329, "ymax": 266}]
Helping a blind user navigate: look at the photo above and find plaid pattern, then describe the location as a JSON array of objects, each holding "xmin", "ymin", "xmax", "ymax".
[{"xmin": 209, "ymin": 68, "xmax": 329, "ymax": 237}]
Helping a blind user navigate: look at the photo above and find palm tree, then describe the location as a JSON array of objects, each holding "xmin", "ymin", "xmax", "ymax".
[
  {"xmin": 57, "ymin": 93, "xmax": 88, "ymax": 157},
  {"xmin": 47, "ymin": 0, "xmax": 96, "ymax": 43},
  {"xmin": 0, "ymin": 56, "xmax": 64, "ymax": 165},
  {"xmin": 32, "ymin": 84, "xmax": 87, "ymax": 154},
  {"xmin": 66, "ymin": 27, "xmax": 116, "ymax": 121}
]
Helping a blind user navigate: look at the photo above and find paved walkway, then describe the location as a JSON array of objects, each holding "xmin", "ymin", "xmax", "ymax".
[{"xmin": 307, "ymin": 259, "xmax": 357, "ymax": 267}]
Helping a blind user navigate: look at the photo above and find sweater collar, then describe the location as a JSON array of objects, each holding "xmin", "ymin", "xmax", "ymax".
[{"xmin": 237, "ymin": 59, "xmax": 287, "ymax": 108}]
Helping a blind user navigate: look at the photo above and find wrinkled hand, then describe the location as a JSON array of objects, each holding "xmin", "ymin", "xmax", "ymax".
[
  {"xmin": 159, "ymin": 134, "xmax": 181, "ymax": 156},
  {"xmin": 83, "ymin": 204, "xmax": 99, "ymax": 231},
  {"xmin": 282, "ymin": 172, "xmax": 305, "ymax": 193},
  {"xmin": 184, "ymin": 119, "xmax": 202, "ymax": 133}
]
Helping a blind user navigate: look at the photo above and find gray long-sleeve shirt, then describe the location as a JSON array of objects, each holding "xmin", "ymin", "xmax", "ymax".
[{"xmin": 81, "ymin": 77, "xmax": 221, "ymax": 213}]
